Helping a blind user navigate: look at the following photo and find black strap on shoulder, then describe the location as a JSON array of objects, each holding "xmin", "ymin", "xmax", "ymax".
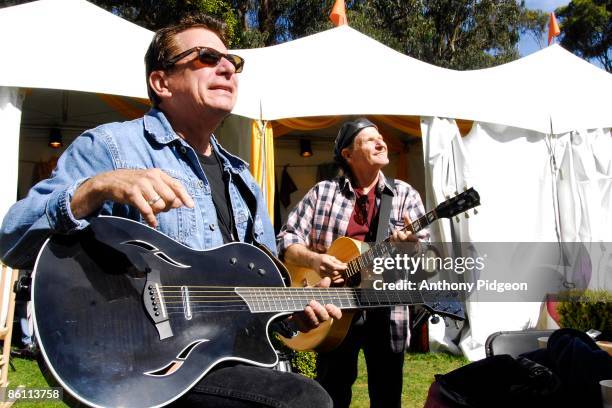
[
  {"xmin": 231, "ymin": 174, "xmax": 258, "ymax": 244},
  {"xmin": 375, "ymin": 177, "xmax": 394, "ymax": 243}
]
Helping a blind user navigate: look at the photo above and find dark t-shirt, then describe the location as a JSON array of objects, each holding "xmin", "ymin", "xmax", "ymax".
[{"xmin": 197, "ymin": 151, "xmax": 235, "ymax": 243}]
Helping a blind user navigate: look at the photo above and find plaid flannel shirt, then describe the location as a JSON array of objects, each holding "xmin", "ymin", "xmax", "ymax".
[{"xmin": 277, "ymin": 172, "xmax": 428, "ymax": 352}]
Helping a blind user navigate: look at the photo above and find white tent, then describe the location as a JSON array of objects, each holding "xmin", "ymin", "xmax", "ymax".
[
  {"xmin": 0, "ymin": 0, "xmax": 610, "ymax": 360},
  {"xmin": 232, "ymin": 25, "xmax": 612, "ymax": 135},
  {"xmin": 0, "ymin": 0, "xmax": 152, "ymax": 97}
]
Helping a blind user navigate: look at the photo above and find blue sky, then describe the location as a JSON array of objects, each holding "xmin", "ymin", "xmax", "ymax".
[{"xmin": 520, "ymin": 0, "xmax": 570, "ymax": 56}]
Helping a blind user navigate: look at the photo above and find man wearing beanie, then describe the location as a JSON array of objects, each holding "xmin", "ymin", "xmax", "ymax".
[{"xmin": 277, "ymin": 118, "xmax": 428, "ymax": 407}]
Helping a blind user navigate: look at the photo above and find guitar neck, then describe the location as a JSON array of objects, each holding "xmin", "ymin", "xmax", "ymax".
[
  {"xmin": 235, "ymin": 287, "xmax": 431, "ymax": 313},
  {"xmin": 344, "ymin": 209, "xmax": 437, "ymax": 279},
  {"xmin": 403, "ymin": 209, "xmax": 437, "ymax": 235}
]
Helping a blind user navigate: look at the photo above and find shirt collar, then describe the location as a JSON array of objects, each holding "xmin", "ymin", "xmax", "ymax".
[
  {"xmin": 143, "ymin": 108, "xmax": 248, "ymax": 172},
  {"xmin": 339, "ymin": 170, "xmax": 395, "ymax": 196}
]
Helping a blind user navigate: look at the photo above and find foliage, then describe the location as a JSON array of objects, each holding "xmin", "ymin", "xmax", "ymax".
[
  {"xmin": 355, "ymin": 0, "xmax": 545, "ymax": 70},
  {"xmin": 556, "ymin": 0, "xmax": 611, "ymax": 72},
  {"xmin": 520, "ymin": 7, "xmax": 549, "ymax": 50},
  {"xmin": 557, "ymin": 289, "xmax": 612, "ymax": 339},
  {"xmin": 88, "ymin": 0, "xmax": 241, "ymax": 46},
  {"xmin": 291, "ymin": 350, "xmax": 317, "ymax": 378},
  {"xmin": 238, "ymin": 0, "xmax": 547, "ymax": 69}
]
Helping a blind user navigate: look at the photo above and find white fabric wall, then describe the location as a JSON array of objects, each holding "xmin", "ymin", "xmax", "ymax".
[
  {"xmin": 421, "ymin": 117, "xmax": 612, "ymax": 360},
  {"xmin": 0, "ymin": 87, "xmax": 24, "ymax": 224}
]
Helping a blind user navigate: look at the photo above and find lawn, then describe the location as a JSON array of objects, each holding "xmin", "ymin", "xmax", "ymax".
[{"xmin": 6, "ymin": 352, "xmax": 468, "ymax": 407}]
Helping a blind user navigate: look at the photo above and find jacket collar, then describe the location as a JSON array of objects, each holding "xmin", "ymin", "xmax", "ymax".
[{"xmin": 143, "ymin": 108, "xmax": 248, "ymax": 172}]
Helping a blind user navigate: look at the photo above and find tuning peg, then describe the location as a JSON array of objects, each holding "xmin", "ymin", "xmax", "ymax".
[
  {"xmin": 455, "ymin": 216, "xmax": 460, "ymax": 223},
  {"xmin": 464, "ymin": 213, "xmax": 470, "ymax": 219},
  {"xmin": 463, "ymin": 186, "xmax": 468, "ymax": 191},
  {"xmin": 454, "ymin": 191, "xmax": 459, "ymax": 196},
  {"xmin": 445, "ymin": 195, "xmax": 451, "ymax": 200},
  {"xmin": 474, "ymin": 208, "xmax": 478, "ymax": 215}
]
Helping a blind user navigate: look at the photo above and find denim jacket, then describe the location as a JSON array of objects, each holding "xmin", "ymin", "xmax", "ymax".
[{"xmin": 0, "ymin": 109, "xmax": 276, "ymax": 268}]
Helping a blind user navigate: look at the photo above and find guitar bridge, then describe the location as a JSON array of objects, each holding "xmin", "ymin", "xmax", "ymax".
[{"xmin": 143, "ymin": 267, "xmax": 173, "ymax": 340}]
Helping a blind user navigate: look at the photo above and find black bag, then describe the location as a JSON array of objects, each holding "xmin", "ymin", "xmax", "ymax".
[{"xmin": 434, "ymin": 354, "xmax": 561, "ymax": 408}]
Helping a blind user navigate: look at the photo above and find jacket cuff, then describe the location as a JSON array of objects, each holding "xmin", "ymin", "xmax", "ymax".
[{"xmin": 45, "ymin": 178, "xmax": 91, "ymax": 233}]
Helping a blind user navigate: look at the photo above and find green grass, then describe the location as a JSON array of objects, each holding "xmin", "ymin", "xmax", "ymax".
[
  {"xmin": 352, "ymin": 352, "xmax": 468, "ymax": 408},
  {"xmin": 6, "ymin": 352, "xmax": 468, "ymax": 407}
]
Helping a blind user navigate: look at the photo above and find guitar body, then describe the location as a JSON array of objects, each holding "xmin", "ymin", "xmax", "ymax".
[
  {"xmin": 280, "ymin": 237, "xmax": 366, "ymax": 352},
  {"xmin": 32, "ymin": 216, "xmax": 287, "ymax": 408}
]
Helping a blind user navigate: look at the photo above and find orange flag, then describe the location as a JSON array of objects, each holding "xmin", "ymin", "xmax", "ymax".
[
  {"xmin": 330, "ymin": 0, "xmax": 347, "ymax": 26},
  {"xmin": 548, "ymin": 12, "xmax": 560, "ymax": 45}
]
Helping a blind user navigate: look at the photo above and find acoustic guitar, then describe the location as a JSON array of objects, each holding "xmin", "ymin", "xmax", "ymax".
[
  {"xmin": 32, "ymin": 216, "xmax": 465, "ymax": 408},
  {"xmin": 280, "ymin": 187, "xmax": 480, "ymax": 352}
]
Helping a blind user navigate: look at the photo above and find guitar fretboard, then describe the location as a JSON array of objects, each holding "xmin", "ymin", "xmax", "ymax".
[
  {"xmin": 345, "ymin": 209, "xmax": 437, "ymax": 279},
  {"xmin": 235, "ymin": 287, "xmax": 437, "ymax": 313}
]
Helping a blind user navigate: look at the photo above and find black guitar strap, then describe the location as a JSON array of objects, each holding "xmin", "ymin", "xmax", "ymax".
[
  {"xmin": 375, "ymin": 177, "xmax": 394, "ymax": 243},
  {"xmin": 232, "ymin": 174, "xmax": 258, "ymax": 245}
]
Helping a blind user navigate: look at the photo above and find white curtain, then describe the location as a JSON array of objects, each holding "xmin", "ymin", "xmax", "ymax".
[
  {"xmin": 556, "ymin": 128, "xmax": 612, "ymax": 292},
  {"xmin": 421, "ymin": 118, "xmax": 612, "ymax": 360},
  {"xmin": 0, "ymin": 86, "xmax": 24, "ymax": 224}
]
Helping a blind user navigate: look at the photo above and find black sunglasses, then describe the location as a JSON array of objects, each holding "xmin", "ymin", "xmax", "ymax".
[{"xmin": 164, "ymin": 46, "xmax": 244, "ymax": 73}]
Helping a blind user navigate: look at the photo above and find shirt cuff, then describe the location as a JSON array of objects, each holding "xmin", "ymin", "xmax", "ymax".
[{"xmin": 45, "ymin": 177, "xmax": 92, "ymax": 233}]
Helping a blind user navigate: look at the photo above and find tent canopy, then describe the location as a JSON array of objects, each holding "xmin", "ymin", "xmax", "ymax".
[
  {"xmin": 0, "ymin": 0, "xmax": 152, "ymax": 98},
  {"xmin": 233, "ymin": 25, "xmax": 612, "ymax": 134},
  {"xmin": 0, "ymin": 0, "xmax": 610, "ymax": 135}
]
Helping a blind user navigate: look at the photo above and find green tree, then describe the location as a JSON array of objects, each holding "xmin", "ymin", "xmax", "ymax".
[
  {"xmin": 237, "ymin": 0, "xmax": 548, "ymax": 69},
  {"xmin": 89, "ymin": 0, "xmax": 241, "ymax": 45},
  {"xmin": 348, "ymin": 0, "xmax": 547, "ymax": 70},
  {"xmin": 520, "ymin": 7, "xmax": 549, "ymax": 50},
  {"xmin": 556, "ymin": 0, "xmax": 611, "ymax": 72}
]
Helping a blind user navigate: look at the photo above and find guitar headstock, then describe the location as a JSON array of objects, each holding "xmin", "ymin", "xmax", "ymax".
[{"xmin": 435, "ymin": 188, "xmax": 480, "ymax": 220}]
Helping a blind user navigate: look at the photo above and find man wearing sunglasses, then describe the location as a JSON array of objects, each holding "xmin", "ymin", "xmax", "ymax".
[
  {"xmin": 277, "ymin": 118, "xmax": 428, "ymax": 408},
  {"xmin": 0, "ymin": 14, "xmax": 337, "ymax": 408}
]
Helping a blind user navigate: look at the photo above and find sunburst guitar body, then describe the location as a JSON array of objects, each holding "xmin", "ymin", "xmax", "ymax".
[{"xmin": 281, "ymin": 237, "xmax": 367, "ymax": 352}]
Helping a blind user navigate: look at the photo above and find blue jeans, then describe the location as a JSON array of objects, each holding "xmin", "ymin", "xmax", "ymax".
[{"xmin": 170, "ymin": 364, "xmax": 332, "ymax": 408}]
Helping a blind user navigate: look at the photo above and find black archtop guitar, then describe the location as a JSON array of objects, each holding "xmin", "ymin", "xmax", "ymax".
[{"xmin": 32, "ymin": 216, "xmax": 464, "ymax": 408}]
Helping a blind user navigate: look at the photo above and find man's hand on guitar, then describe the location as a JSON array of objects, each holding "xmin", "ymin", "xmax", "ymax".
[
  {"xmin": 289, "ymin": 277, "xmax": 342, "ymax": 333},
  {"xmin": 390, "ymin": 214, "xmax": 420, "ymax": 242},
  {"xmin": 311, "ymin": 253, "xmax": 347, "ymax": 284}
]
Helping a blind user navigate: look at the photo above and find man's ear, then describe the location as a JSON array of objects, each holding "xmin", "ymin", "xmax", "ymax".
[
  {"xmin": 149, "ymin": 70, "xmax": 172, "ymax": 101},
  {"xmin": 341, "ymin": 147, "xmax": 352, "ymax": 163}
]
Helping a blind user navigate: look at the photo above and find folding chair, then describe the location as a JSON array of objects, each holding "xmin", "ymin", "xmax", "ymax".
[{"xmin": 485, "ymin": 329, "xmax": 555, "ymax": 358}]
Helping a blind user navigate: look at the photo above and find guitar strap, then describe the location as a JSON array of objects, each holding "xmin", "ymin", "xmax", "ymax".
[
  {"xmin": 232, "ymin": 174, "xmax": 258, "ymax": 245},
  {"xmin": 375, "ymin": 177, "xmax": 394, "ymax": 243}
]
